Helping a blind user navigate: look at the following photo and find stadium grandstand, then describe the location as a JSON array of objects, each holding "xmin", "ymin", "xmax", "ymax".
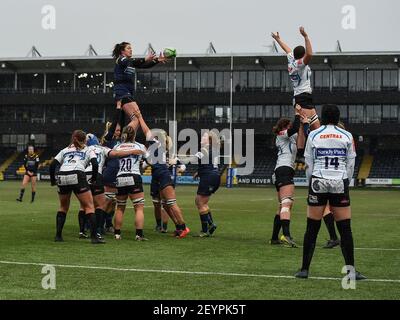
[{"xmin": 1, "ymin": 51, "xmax": 400, "ymax": 186}]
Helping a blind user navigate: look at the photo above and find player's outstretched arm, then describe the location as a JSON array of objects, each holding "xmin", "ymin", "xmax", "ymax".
[
  {"xmin": 108, "ymin": 149, "xmax": 145, "ymax": 158},
  {"xmin": 300, "ymin": 26, "xmax": 313, "ymax": 65},
  {"xmin": 134, "ymin": 109, "xmax": 153, "ymax": 141},
  {"xmin": 271, "ymin": 32, "xmax": 292, "ymax": 54}
]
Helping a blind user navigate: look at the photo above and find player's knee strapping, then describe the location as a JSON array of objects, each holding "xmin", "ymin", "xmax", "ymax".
[
  {"xmin": 280, "ymin": 197, "xmax": 294, "ymax": 211},
  {"xmin": 105, "ymin": 192, "xmax": 116, "ymax": 201},
  {"xmin": 116, "ymin": 199, "xmax": 127, "ymax": 207},
  {"xmin": 132, "ymin": 198, "xmax": 145, "ymax": 206},
  {"xmin": 152, "ymin": 198, "xmax": 161, "ymax": 205},
  {"xmin": 163, "ymin": 199, "xmax": 177, "ymax": 207},
  {"xmin": 310, "ymin": 114, "xmax": 319, "ymax": 126}
]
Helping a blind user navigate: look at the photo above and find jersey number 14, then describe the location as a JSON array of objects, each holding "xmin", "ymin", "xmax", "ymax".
[{"xmin": 325, "ymin": 157, "xmax": 339, "ymax": 170}]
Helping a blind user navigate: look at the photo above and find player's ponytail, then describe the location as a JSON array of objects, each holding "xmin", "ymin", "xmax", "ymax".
[
  {"xmin": 273, "ymin": 118, "xmax": 291, "ymax": 135},
  {"xmin": 112, "ymin": 42, "xmax": 130, "ymax": 59},
  {"xmin": 121, "ymin": 126, "xmax": 136, "ymax": 143},
  {"xmin": 71, "ymin": 130, "xmax": 87, "ymax": 150}
]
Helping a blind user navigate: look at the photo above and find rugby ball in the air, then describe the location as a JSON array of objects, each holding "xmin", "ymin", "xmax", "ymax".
[{"xmin": 163, "ymin": 47, "xmax": 177, "ymax": 58}]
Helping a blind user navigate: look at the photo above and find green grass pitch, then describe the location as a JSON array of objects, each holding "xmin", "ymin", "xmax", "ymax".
[{"xmin": 0, "ymin": 181, "xmax": 399, "ymax": 299}]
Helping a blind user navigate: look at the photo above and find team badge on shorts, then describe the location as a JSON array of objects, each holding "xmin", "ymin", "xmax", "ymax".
[
  {"xmin": 312, "ymin": 179, "xmax": 320, "ymax": 192},
  {"xmin": 308, "ymin": 195, "xmax": 318, "ymax": 204}
]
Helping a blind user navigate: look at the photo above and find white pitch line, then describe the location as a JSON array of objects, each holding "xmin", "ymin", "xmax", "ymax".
[
  {"xmin": 249, "ymin": 196, "xmax": 307, "ymax": 202},
  {"xmin": 0, "ymin": 260, "xmax": 399, "ymax": 284},
  {"xmin": 295, "ymin": 246, "xmax": 400, "ymax": 252},
  {"xmin": 354, "ymin": 247, "xmax": 400, "ymax": 252}
]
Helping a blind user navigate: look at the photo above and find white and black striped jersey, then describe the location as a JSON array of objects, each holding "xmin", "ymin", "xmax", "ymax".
[
  {"xmin": 275, "ymin": 131, "xmax": 298, "ymax": 170},
  {"xmin": 287, "ymin": 52, "xmax": 312, "ymax": 96},
  {"xmin": 305, "ymin": 125, "xmax": 356, "ymax": 180},
  {"xmin": 54, "ymin": 145, "xmax": 97, "ymax": 173},
  {"xmin": 85, "ymin": 145, "xmax": 112, "ymax": 174},
  {"xmin": 114, "ymin": 142, "xmax": 147, "ymax": 176}
]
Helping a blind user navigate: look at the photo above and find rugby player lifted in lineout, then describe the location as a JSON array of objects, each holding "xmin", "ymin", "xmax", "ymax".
[
  {"xmin": 112, "ymin": 42, "xmax": 167, "ymax": 132},
  {"xmin": 271, "ymin": 27, "xmax": 319, "ymax": 161}
]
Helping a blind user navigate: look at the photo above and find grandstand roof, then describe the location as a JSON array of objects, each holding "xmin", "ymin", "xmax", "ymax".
[{"xmin": 0, "ymin": 51, "xmax": 399, "ymax": 72}]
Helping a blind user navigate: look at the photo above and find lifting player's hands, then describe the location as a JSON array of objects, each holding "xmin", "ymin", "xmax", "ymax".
[
  {"xmin": 295, "ymin": 104, "xmax": 302, "ymax": 115},
  {"xmin": 271, "ymin": 32, "xmax": 280, "ymax": 41},
  {"xmin": 299, "ymin": 26, "xmax": 308, "ymax": 38},
  {"xmin": 132, "ymin": 109, "xmax": 142, "ymax": 119},
  {"xmin": 300, "ymin": 113, "xmax": 310, "ymax": 124},
  {"xmin": 168, "ymin": 157, "xmax": 178, "ymax": 166}
]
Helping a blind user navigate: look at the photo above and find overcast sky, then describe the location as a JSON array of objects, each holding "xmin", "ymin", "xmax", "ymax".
[{"xmin": 0, "ymin": 0, "xmax": 399, "ymax": 58}]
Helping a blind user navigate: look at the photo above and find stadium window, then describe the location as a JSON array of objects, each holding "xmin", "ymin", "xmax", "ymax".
[
  {"xmin": 45, "ymin": 105, "xmax": 74, "ymax": 123},
  {"xmin": 46, "ymin": 73, "xmax": 74, "ymax": 93},
  {"xmin": 136, "ymin": 72, "xmax": 151, "ymax": 92},
  {"xmin": 382, "ymin": 70, "xmax": 398, "ymax": 90},
  {"xmin": 75, "ymin": 72, "xmax": 104, "ymax": 94},
  {"xmin": 332, "ymin": 70, "xmax": 348, "ymax": 90},
  {"xmin": 382, "ymin": 105, "xmax": 398, "ymax": 123},
  {"xmin": 248, "ymin": 105, "xmax": 256, "ymax": 120},
  {"xmin": 168, "ymin": 71, "xmax": 183, "ymax": 92},
  {"xmin": 0, "ymin": 106, "xmax": 16, "ymax": 122},
  {"xmin": 265, "ymin": 71, "xmax": 281, "ymax": 91},
  {"xmin": 105, "ymin": 72, "xmax": 114, "ymax": 93},
  {"xmin": 256, "ymin": 105, "xmax": 264, "ymax": 120},
  {"xmin": 200, "ymin": 72, "xmax": 215, "ymax": 91},
  {"xmin": 139, "ymin": 104, "xmax": 167, "ymax": 123},
  {"xmin": 248, "ymin": 105, "xmax": 264, "ymax": 122},
  {"xmin": 348, "ymin": 70, "xmax": 364, "ymax": 92},
  {"xmin": 151, "ymin": 72, "xmax": 167, "ymax": 92},
  {"xmin": 15, "ymin": 106, "xmax": 31, "ymax": 122},
  {"xmin": 198, "ymin": 105, "xmax": 215, "ymax": 122},
  {"xmin": 215, "ymin": 72, "xmax": 230, "ymax": 92},
  {"xmin": 17, "ymin": 73, "xmax": 44, "ymax": 93},
  {"xmin": 280, "ymin": 71, "xmax": 292, "ymax": 92},
  {"xmin": 177, "ymin": 105, "xmax": 198, "ymax": 122},
  {"xmin": 233, "ymin": 71, "xmax": 248, "ymax": 92},
  {"xmin": 182, "ymin": 72, "xmax": 198, "ymax": 92},
  {"xmin": 348, "ymin": 105, "xmax": 364, "ymax": 123},
  {"xmin": 0, "ymin": 74, "xmax": 15, "ymax": 93},
  {"xmin": 2, "ymin": 134, "xmax": 17, "ymax": 146},
  {"xmin": 248, "ymin": 71, "xmax": 263, "ymax": 91},
  {"xmin": 15, "ymin": 105, "xmax": 45, "ymax": 123},
  {"xmin": 265, "ymin": 105, "xmax": 281, "ymax": 120},
  {"xmin": 313, "ymin": 70, "xmax": 330, "ymax": 91},
  {"xmin": 215, "ymin": 105, "xmax": 229, "ymax": 123},
  {"xmin": 75, "ymin": 105, "xmax": 105, "ymax": 123},
  {"xmin": 365, "ymin": 105, "xmax": 382, "ymax": 124},
  {"xmin": 337, "ymin": 105, "xmax": 348, "ymax": 120},
  {"xmin": 233, "ymin": 105, "xmax": 247, "ymax": 123},
  {"xmin": 280, "ymin": 105, "xmax": 294, "ymax": 118},
  {"xmin": 233, "ymin": 105, "xmax": 240, "ymax": 122},
  {"xmin": 366, "ymin": 70, "xmax": 382, "ymax": 91}
]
